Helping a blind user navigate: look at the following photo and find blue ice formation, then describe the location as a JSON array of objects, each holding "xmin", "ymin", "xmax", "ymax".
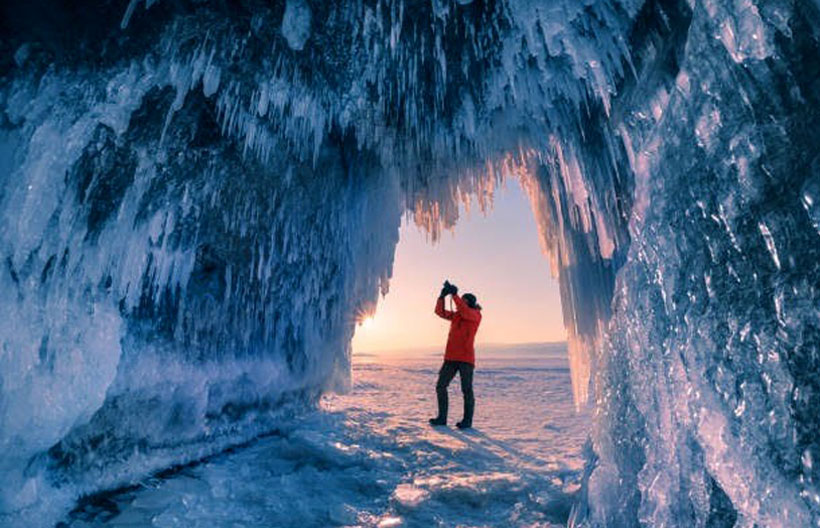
[{"xmin": 1, "ymin": 0, "xmax": 819, "ymax": 525}]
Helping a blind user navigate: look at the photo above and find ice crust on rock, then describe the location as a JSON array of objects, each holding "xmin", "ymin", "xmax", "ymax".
[
  {"xmin": 1, "ymin": 0, "xmax": 820, "ymax": 526},
  {"xmin": 281, "ymin": 0, "xmax": 313, "ymax": 51}
]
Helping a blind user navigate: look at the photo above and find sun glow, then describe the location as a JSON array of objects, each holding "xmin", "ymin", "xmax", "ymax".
[{"xmin": 359, "ymin": 315, "xmax": 375, "ymax": 329}]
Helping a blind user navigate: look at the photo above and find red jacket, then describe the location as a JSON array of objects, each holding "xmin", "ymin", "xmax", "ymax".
[{"xmin": 435, "ymin": 294, "xmax": 482, "ymax": 364}]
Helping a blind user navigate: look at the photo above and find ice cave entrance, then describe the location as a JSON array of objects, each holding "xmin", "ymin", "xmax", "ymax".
[
  {"xmin": 338, "ymin": 178, "xmax": 590, "ymax": 507},
  {"xmin": 351, "ymin": 178, "xmax": 567, "ymax": 360}
]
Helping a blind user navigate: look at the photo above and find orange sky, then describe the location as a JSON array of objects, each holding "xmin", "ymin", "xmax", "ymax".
[{"xmin": 352, "ymin": 179, "xmax": 566, "ymax": 355}]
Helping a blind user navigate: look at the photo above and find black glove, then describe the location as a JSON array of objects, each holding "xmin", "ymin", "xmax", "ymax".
[
  {"xmin": 450, "ymin": 283, "xmax": 458, "ymax": 295},
  {"xmin": 439, "ymin": 286, "xmax": 448, "ymax": 299}
]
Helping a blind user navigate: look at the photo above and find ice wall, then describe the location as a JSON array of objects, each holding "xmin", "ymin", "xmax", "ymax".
[
  {"xmin": 1, "ymin": 0, "xmax": 819, "ymax": 526},
  {"xmin": 582, "ymin": 1, "xmax": 820, "ymax": 525},
  {"xmin": 0, "ymin": 9, "xmax": 404, "ymax": 518}
]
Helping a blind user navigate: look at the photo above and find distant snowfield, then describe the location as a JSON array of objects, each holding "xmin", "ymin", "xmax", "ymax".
[{"xmin": 68, "ymin": 343, "xmax": 589, "ymax": 527}]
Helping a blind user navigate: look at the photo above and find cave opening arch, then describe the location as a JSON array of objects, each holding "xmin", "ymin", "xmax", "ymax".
[
  {"xmin": 350, "ymin": 176, "xmax": 568, "ymax": 359},
  {"xmin": 347, "ymin": 158, "xmax": 628, "ymax": 412}
]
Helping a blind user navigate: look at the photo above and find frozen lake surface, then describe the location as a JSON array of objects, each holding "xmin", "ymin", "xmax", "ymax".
[{"xmin": 67, "ymin": 343, "xmax": 589, "ymax": 527}]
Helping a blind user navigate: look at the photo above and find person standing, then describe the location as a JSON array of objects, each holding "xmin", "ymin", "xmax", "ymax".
[{"xmin": 429, "ymin": 280, "xmax": 482, "ymax": 429}]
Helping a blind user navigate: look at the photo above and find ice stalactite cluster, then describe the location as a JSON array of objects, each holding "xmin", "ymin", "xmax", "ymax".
[
  {"xmin": 1, "ymin": 0, "xmax": 820, "ymax": 526},
  {"xmin": 0, "ymin": 11, "xmax": 404, "ymax": 519}
]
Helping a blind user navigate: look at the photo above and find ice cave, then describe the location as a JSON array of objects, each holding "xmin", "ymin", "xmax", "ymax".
[{"xmin": 1, "ymin": 0, "xmax": 820, "ymax": 525}]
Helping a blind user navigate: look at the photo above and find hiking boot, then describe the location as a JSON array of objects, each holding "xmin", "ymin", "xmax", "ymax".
[
  {"xmin": 429, "ymin": 417, "xmax": 447, "ymax": 426},
  {"xmin": 456, "ymin": 420, "xmax": 472, "ymax": 429}
]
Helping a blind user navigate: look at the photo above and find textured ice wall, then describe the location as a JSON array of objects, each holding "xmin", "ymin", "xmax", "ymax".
[
  {"xmin": 1, "ymin": 0, "xmax": 820, "ymax": 526},
  {"xmin": 0, "ymin": 10, "xmax": 403, "ymax": 518},
  {"xmin": 583, "ymin": 1, "xmax": 820, "ymax": 525}
]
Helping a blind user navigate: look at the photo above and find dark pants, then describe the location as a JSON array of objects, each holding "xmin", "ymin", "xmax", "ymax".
[{"xmin": 435, "ymin": 360, "xmax": 475, "ymax": 425}]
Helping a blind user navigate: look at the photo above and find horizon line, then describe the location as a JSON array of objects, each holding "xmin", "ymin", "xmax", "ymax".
[{"xmin": 352, "ymin": 339, "xmax": 568, "ymax": 355}]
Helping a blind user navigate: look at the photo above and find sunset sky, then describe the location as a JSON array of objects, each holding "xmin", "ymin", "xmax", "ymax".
[{"xmin": 351, "ymin": 179, "xmax": 566, "ymax": 355}]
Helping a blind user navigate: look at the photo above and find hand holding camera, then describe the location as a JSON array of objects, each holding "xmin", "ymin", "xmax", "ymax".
[{"xmin": 440, "ymin": 280, "xmax": 458, "ymax": 298}]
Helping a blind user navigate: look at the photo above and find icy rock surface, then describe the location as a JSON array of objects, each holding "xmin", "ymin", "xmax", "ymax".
[
  {"xmin": 281, "ymin": 0, "xmax": 313, "ymax": 51},
  {"xmin": 1, "ymin": 0, "xmax": 820, "ymax": 526}
]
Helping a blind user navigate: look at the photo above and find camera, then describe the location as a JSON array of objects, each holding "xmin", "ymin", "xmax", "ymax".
[{"xmin": 442, "ymin": 280, "xmax": 457, "ymax": 296}]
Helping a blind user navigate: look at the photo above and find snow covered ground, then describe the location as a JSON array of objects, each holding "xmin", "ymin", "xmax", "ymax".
[{"xmin": 66, "ymin": 343, "xmax": 589, "ymax": 527}]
